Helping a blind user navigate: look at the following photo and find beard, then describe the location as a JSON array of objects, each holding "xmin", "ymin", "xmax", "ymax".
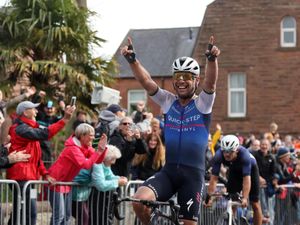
[
  {"xmin": 173, "ymin": 83, "xmax": 197, "ymax": 99},
  {"xmin": 177, "ymin": 92, "xmax": 194, "ymax": 99}
]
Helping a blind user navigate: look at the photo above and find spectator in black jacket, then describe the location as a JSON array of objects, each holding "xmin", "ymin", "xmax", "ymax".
[
  {"xmin": 36, "ymin": 100, "xmax": 65, "ymax": 167},
  {"xmin": 252, "ymin": 138, "xmax": 278, "ymax": 224},
  {"xmin": 131, "ymin": 133, "xmax": 165, "ymax": 180},
  {"xmin": 109, "ymin": 116, "xmax": 147, "ymax": 178}
]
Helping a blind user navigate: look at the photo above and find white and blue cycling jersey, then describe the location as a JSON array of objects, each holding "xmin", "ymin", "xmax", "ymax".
[{"xmin": 151, "ymin": 88, "xmax": 215, "ymax": 171}]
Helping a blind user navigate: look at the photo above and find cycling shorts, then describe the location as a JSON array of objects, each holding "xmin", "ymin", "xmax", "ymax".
[
  {"xmin": 142, "ymin": 164, "xmax": 205, "ymax": 222},
  {"xmin": 227, "ymin": 163, "xmax": 260, "ymax": 202}
]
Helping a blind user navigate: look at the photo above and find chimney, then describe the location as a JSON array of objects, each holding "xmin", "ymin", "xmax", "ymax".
[
  {"xmin": 189, "ymin": 27, "xmax": 193, "ymax": 40},
  {"xmin": 76, "ymin": 0, "xmax": 87, "ymax": 8}
]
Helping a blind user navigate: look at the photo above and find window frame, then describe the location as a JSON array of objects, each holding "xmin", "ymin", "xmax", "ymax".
[
  {"xmin": 127, "ymin": 89, "xmax": 147, "ymax": 114},
  {"xmin": 280, "ymin": 16, "xmax": 297, "ymax": 48},
  {"xmin": 228, "ymin": 73, "xmax": 247, "ymax": 118}
]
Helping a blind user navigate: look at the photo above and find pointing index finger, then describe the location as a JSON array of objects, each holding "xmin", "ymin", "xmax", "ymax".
[
  {"xmin": 209, "ymin": 36, "xmax": 214, "ymax": 45},
  {"xmin": 127, "ymin": 37, "xmax": 133, "ymax": 46}
]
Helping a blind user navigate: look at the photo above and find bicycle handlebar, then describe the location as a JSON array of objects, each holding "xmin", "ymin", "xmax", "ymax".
[{"xmin": 111, "ymin": 192, "xmax": 182, "ymax": 225}]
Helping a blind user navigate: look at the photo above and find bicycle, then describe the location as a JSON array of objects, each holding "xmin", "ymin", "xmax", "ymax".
[
  {"xmin": 111, "ymin": 191, "xmax": 183, "ymax": 225},
  {"xmin": 205, "ymin": 192, "xmax": 250, "ymax": 225}
]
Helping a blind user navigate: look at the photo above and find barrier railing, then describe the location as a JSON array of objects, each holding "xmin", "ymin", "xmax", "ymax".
[
  {"xmin": 21, "ymin": 180, "xmax": 118, "ymax": 225},
  {"xmin": 0, "ymin": 179, "xmax": 298, "ymax": 225},
  {"xmin": 0, "ymin": 179, "xmax": 21, "ymax": 225}
]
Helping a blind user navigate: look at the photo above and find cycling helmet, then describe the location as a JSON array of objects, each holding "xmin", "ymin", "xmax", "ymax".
[
  {"xmin": 220, "ymin": 135, "xmax": 240, "ymax": 152},
  {"xmin": 172, "ymin": 56, "xmax": 200, "ymax": 76}
]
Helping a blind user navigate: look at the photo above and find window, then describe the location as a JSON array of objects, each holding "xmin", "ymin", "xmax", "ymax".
[
  {"xmin": 228, "ymin": 73, "xmax": 246, "ymax": 117},
  {"xmin": 128, "ymin": 90, "xmax": 147, "ymax": 114},
  {"xmin": 281, "ymin": 16, "xmax": 296, "ymax": 47}
]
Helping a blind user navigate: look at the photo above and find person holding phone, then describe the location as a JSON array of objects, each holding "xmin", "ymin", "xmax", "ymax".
[
  {"xmin": 48, "ymin": 123, "xmax": 108, "ymax": 225},
  {"xmin": 36, "ymin": 99, "xmax": 66, "ymax": 168},
  {"xmin": 6, "ymin": 100, "xmax": 75, "ymax": 225},
  {"xmin": 109, "ymin": 117, "xmax": 147, "ymax": 178},
  {"xmin": 120, "ymin": 36, "xmax": 220, "ymax": 225},
  {"xmin": 70, "ymin": 96, "xmax": 76, "ymax": 106}
]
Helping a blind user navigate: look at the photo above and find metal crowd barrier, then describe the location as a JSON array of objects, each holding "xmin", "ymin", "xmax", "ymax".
[
  {"xmin": 2, "ymin": 180, "xmax": 116, "ymax": 225},
  {"xmin": 0, "ymin": 179, "xmax": 298, "ymax": 225},
  {"xmin": 0, "ymin": 179, "xmax": 21, "ymax": 225},
  {"xmin": 121, "ymin": 182, "xmax": 300, "ymax": 225},
  {"xmin": 273, "ymin": 184, "xmax": 300, "ymax": 225},
  {"xmin": 120, "ymin": 180, "xmax": 175, "ymax": 225}
]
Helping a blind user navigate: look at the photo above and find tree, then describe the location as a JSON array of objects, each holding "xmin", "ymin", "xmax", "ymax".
[{"xmin": 0, "ymin": 0, "xmax": 117, "ymax": 114}]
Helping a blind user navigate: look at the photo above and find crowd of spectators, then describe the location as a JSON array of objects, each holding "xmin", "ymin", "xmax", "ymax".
[
  {"xmin": 1, "ymin": 85, "xmax": 300, "ymax": 225},
  {"xmin": 206, "ymin": 122, "xmax": 300, "ymax": 225}
]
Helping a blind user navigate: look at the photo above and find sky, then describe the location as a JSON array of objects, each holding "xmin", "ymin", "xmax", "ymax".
[{"xmin": 0, "ymin": 0, "xmax": 215, "ymax": 58}]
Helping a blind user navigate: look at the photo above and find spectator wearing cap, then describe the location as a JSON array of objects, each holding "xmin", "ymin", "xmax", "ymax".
[
  {"xmin": 274, "ymin": 147, "xmax": 295, "ymax": 225},
  {"xmin": 106, "ymin": 104, "xmax": 127, "ymax": 136},
  {"xmin": 6, "ymin": 100, "xmax": 75, "ymax": 225},
  {"xmin": 36, "ymin": 100, "xmax": 65, "ymax": 167},
  {"xmin": 106, "ymin": 104, "xmax": 126, "ymax": 117},
  {"xmin": 274, "ymin": 147, "xmax": 293, "ymax": 185}
]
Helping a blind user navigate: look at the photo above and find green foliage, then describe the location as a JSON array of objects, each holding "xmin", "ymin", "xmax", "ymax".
[{"xmin": 0, "ymin": 0, "xmax": 118, "ymax": 115}]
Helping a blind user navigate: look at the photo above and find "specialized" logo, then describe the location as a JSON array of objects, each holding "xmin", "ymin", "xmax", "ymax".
[{"xmin": 186, "ymin": 198, "xmax": 193, "ymax": 212}]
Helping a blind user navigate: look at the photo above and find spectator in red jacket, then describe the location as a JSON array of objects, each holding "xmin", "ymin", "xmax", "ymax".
[
  {"xmin": 7, "ymin": 100, "xmax": 75, "ymax": 225},
  {"xmin": 48, "ymin": 123, "xmax": 108, "ymax": 225}
]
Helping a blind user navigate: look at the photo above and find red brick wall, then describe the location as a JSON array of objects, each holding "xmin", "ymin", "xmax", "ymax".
[{"xmin": 194, "ymin": 0, "xmax": 300, "ymax": 136}]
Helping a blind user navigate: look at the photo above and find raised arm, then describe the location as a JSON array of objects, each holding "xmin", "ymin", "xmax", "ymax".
[
  {"xmin": 203, "ymin": 36, "xmax": 221, "ymax": 94},
  {"xmin": 120, "ymin": 37, "xmax": 158, "ymax": 95}
]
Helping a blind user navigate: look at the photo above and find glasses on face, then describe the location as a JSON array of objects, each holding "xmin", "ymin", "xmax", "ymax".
[
  {"xmin": 222, "ymin": 150, "xmax": 235, "ymax": 155},
  {"xmin": 173, "ymin": 72, "xmax": 195, "ymax": 81},
  {"xmin": 122, "ymin": 122, "xmax": 132, "ymax": 126}
]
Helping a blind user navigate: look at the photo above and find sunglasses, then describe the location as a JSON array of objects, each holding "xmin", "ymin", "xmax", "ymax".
[
  {"xmin": 122, "ymin": 122, "xmax": 132, "ymax": 126},
  {"xmin": 173, "ymin": 72, "xmax": 195, "ymax": 81}
]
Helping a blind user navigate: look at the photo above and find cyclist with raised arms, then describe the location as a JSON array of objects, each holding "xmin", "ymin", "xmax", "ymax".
[
  {"xmin": 205, "ymin": 134, "xmax": 263, "ymax": 225},
  {"xmin": 120, "ymin": 36, "xmax": 220, "ymax": 225}
]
